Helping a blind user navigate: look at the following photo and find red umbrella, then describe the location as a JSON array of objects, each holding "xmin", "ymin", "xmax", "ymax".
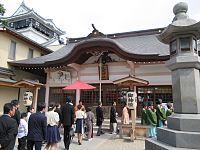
[{"xmin": 63, "ymin": 80, "xmax": 96, "ymax": 90}]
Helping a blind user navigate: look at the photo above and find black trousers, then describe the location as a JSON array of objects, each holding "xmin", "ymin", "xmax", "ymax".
[
  {"xmin": 27, "ymin": 140, "xmax": 42, "ymax": 150},
  {"xmin": 64, "ymin": 125, "xmax": 71, "ymax": 149},
  {"xmin": 97, "ymin": 125, "xmax": 102, "ymax": 136},
  {"xmin": 18, "ymin": 136, "xmax": 27, "ymax": 150}
]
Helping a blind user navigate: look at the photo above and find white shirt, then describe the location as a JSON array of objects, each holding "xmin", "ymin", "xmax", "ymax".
[
  {"xmin": 45, "ymin": 110, "xmax": 59, "ymax": 126},
  {"xmin": 17, "ymin": 119, "xmax": 28, "ymax": 138},
  {"xmin": 76, "ymin": 110, "xmax": 86, "ymax": 119},
  {"xmin": 27, "ymin": 112, "xmax": 32, "ymax": 123}
]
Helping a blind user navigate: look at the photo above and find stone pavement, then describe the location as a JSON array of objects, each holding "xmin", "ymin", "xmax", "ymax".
[{"xmin": 14, "ymin": 133, "xmax": 145, "ymax": 150}]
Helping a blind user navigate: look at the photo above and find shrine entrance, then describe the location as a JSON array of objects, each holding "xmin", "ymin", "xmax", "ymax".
[{"xmin": 113, "ymin": 75, "xmax": 149, "ymax": 117}]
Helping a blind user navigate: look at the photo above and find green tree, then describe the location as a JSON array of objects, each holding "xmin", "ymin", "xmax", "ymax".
[
  {"xmin": 0, "ymin": 3, "xmax": 7, "ymax": 25},
  {"xmin": 0, "ymin": 4, "xmax": 6, "ymax": 16}
]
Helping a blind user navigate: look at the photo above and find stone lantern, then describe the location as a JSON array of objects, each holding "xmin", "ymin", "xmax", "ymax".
[{"xmin": 146, "ymin": 2, "xmax": 200, "ymax": 149}]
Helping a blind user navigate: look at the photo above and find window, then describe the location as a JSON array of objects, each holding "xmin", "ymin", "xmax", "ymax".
[
  {"xmin": 170, "ymin": 40, "xmax": 177, "ymax": 55},
  {"xmin": 49, "ymin": 87, "xmax": 76, "ymax": 105},
  {"xmin": 10, "ymin": 23, "xmax": 14, "ymax": 28},
  {"xmin": 193, "ymin": 38, "xmax": 197, "ymax": 54},
  {"xmin": 8, "ymin": 40, "xmax": 16, "ymax": 60},
  {"xmin": 137, "ymin": 86, "xmax": 172, "ymax": 104},
  {"xmin": 180, "ymin": 37, "xmax": 190, "ymax": 51},
  {"xmin": 28, "ymin": 48, "xmax": 33, "ymax": 59},
  {"xmin": 36, "ymin": 21, "xmax": 39, "ymax": 26}
]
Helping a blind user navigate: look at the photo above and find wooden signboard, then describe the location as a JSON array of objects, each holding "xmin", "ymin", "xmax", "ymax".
[
  {"xmin": 99, "ymin": 64, "xmax": 109, "ymax": 80},
  {"xmin": 126, "ymin": 91, "xmax": 137, "ymax": 141}
]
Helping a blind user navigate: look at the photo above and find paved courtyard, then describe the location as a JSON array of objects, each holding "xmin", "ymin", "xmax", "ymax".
[{"xmin": 14, "ymin": 133, "xmax": 145, "ymax": 150}]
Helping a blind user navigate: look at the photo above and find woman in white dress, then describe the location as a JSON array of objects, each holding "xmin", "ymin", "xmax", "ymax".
[{"xmin": 75, "ymin": 104, "xmax": 86, "ymax": 145}]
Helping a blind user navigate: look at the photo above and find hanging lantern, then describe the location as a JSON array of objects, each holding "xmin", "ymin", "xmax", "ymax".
[{"xmin": 23, "ymin": 91, "xmax": 33, "ymax": 106}]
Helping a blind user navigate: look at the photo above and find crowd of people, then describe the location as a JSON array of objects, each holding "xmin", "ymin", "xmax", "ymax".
[
  {"xmin": 0, "ymin": 98, "xmax": 107, "ymax": 150},
  {"xmin": 0, "ymin": 97, "xmax": 173, "ymax": 150},
  {"xmin": 141, "ymin": 99, "xmax": 174, "ymax": 138}
]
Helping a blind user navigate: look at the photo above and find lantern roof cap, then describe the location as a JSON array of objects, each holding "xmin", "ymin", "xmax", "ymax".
[{"xmin": 158, "ymin": 2, "xmax": 200, "ymax": 44}]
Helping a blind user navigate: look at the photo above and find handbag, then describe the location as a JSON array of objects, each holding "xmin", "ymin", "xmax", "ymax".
[{"xmin": 70, "ymin": 127, "xmax": 75, "ymax": 136}]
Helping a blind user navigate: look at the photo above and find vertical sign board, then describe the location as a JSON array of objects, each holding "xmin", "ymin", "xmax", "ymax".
[
  {"xmin": 126, "ymin": 91, "xmax": 137, "ymax": 141},
  {"xmin": 126, "ymin": 92, "xmax": 137, "ymax": 110}
]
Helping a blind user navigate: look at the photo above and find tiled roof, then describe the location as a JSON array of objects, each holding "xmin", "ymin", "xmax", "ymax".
[
  {"xmin": 0, "ymin": 77, "xmax": 16, "ymax": 83},
  {"xmin": 0, "ymin": 67, "xmax": 15, "ymax": 76}
]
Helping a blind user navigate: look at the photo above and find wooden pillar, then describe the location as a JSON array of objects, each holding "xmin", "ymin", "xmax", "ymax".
[
  {"xmin": 134, "ymin": 86, "xmax": 138, "ymax": 118},
  {"xmin": 33, "ymin": 87, "xmax": 39, "ymax": 112},
  {"xmin": 127, "ymin": 61, "xmax": 135, "ymax": 76},
  {"xmin": 130, "ymin": 109, "xmax": 136, "ymax": 141},
  {"xmin": 45, "ymin": 68, "xmax": 50, "ymax": 111}
]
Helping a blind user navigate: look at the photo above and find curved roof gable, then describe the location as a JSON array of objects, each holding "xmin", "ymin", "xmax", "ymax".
[
  {"xmin": 9, "ymin": 28, "xmax": 170, "ymax": 67},
  {"xmin": 12, "ymin": 1, "xmax": 31, "ymax": 16}
]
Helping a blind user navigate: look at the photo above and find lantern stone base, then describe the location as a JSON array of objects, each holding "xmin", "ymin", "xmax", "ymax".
[
  {"xmin": 145, "ymin": 127, "xmax": 200, "ymax": 149},
  {"xmin": 167, "ymin": 114, "xmax": 200, "ymax": 132},
  {"xmin": 145, "ymin": 137, "xmax": 199, "ymax": 150}
]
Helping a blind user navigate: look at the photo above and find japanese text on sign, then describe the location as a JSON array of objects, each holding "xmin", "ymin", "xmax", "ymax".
[{"xmin": 126, "ymin": 92, "xmax": 137, "ymax": 109}]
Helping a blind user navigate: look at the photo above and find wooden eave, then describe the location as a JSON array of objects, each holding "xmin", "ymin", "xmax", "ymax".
[
  {"xmin": 113, "ymin": 75, "xmax": 149, "ymax": 86},
  {"xmin": 13, "ymin": 80, "xmax": 43, "ymax": 88},
  {"xmin": 0, "ymin": 81, "xmax": 15, "ymax": 87},
  {"xmin": 0, "ymin": 79, "xmax": 43, "ymax": 88}
]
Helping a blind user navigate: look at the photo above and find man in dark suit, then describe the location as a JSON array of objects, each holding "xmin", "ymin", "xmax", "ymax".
[
  {"xmin": 0, "ymin": 103, "xmax": 18, "ymax": 149},
  {"xmin": 11, "ymin": 99, "xmax": 21, "ymax": 126},
  {"xmin": 110, "ymin": 101, "xmax": 117, "ymax": 134},
  {"xmin": 96, "ymin": 101, "xmax": 104, "ymax": 136},
  {"xmin": 61, "ymin": 97, "xmax": 74, "ymax": 150},
  {"xmin": 27, "ymin": 102, "xmax": 47, "ymax": 150}
]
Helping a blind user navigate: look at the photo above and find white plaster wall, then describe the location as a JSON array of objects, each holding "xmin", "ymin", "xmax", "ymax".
[
  {"xmin": 140, "ymin": 75, "xmax": 172, "ymax": 85},
  {"xmin": 108, "ymin": 62, "xmax": 130, "ymax": 80},
  {"xmin": 80, "ymin": 65, "xmax": 99, "ymax": 81},
  {"xmin": 21, "ymin": 30, "xmax": 48, "ymax": 44},
  {"xmin": 135, "ymin": 64, "xmax": 170, "ymax": 74},
  {"xmin": 135, "ymin": 63, "xmax": 172, "ymax": 85},
  {"xmin": 0, "ymin": 87, "xmax": 18, "ymax": 115},
  {"xmin": 78, "ymin": 62, "xmax": 172, "ymax": 85}
]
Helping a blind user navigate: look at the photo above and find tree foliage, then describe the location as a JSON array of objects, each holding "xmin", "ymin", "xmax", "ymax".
[
  {"xmin": 0, "ymin": 4, "xmax": 6, "ymax": 16},
  {"xmin": 0, "ymin": 3, "xmax": 6, "ymax": 25}
]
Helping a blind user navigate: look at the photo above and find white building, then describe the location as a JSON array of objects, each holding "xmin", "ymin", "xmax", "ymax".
[{"xmin": 2, "ymin": 1, "xmax": 66, "ymax": 49}]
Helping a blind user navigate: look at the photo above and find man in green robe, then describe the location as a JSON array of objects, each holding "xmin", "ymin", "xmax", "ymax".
[
  {"xmin": 146, "ymin": 101, "xmax": 157, "ymax": 138},
  {"xmin": 166, "ymin": 102, "xmax": 173, "ymax": 118},
  {"xmin": 141, "ymin": 102, "xmax": 148, "ymax": 125},
  {"xmin": 156, "ymin": 99, "xmax": 166, "ymax": 127}
]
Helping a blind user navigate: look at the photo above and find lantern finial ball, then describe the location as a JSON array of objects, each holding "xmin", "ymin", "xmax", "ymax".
[{"xmin": 173, "ymin": 2, "xmax": 188, "ymax": 15}]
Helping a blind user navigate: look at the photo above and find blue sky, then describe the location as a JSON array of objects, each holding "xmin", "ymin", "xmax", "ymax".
[{"xmin": 1, "ymin": 0, "xmax": 200, "ymax": 38}]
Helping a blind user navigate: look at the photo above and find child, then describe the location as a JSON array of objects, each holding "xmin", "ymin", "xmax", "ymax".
[{"xmin": 17, "ymin": 112, "xmax": 28, "ymax": 150}]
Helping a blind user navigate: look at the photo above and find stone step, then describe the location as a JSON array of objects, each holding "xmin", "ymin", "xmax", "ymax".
[{"xmin": 94, "ymin": 118, "xmax": 141, "ymax": 124}]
